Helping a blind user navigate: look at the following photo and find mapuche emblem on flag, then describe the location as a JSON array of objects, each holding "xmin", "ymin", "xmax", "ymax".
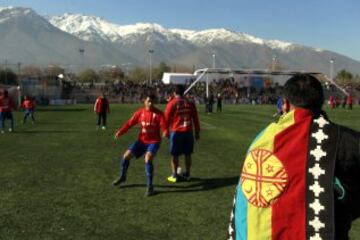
[{"xmin": 241, "ymin": 149, "xmax": 288, "ymax": 208}]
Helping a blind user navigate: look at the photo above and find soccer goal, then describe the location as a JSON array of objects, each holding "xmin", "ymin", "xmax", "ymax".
[{"xmin": 184, "ymin": 68, "xmax": 349, "ymax": 98}]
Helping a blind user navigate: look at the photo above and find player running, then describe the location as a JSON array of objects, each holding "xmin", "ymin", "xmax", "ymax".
[
  {"xmin": 165, "ymin": 85, "xmax": 200, "ymax": 183},
  {"xmin": 112, "ymin": 93, "xmax": 167, "ymax": 196}
]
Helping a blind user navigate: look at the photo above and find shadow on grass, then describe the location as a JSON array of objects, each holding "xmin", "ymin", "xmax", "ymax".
[
  {"xmin": 18, "ymin": 130, "xmax": 85, "ymax": 134},
  {"xmin": 37, "ymin": 108, "xmax": 87, "ymax": 112},
  {"xmin": 117, "ymin": 176, "xmax": 239, "ymax": 194}
]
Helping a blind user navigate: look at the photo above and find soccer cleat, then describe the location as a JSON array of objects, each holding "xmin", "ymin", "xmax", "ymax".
[
  {"xmin": 182, "ymin": 173, "xmax": 191, "ymax": 181},
  {"xmin": 167, "ymin": 175, "xmax": 178, "ymax": 183},
  {"xmin": 1, "ymin": 130, "xmax": 4, "ymax": 134},
  {"xmin": 8, "ymin": 128, "xmax": 13, "ymax": 132},
  {"xmin": 144, "ymin": 186, "xmax": 155, "ymax": 197},
  {"xmin": 112, "ymin": 175, "xmax": 126, "ymax": 186},
  {"xmin": 101, "ymin": 126, "xmax": 106, "ymax": 130}
]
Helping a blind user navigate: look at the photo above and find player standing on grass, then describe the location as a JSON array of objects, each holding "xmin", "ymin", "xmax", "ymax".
[
  {"xmin": 112, "ymin": 93, "xmax": 167, "ymax": 196},
  {"xmin": 273, "ymin": 96, "xmax": 283, "ymax": 117},
  {"xmin": 165, "ymin": 85, "xmax": 200, "ymax": 183},
  {"xmin": 21, "ymin": 95, "xmax": 36, "ymax": 124},
  {"xmin": 94, "ymin": 93, "xmax": 110, "ymax": 130},
  {"xmin": 0, "ymin": 89, "xmax": 16, "ymax": 133}
]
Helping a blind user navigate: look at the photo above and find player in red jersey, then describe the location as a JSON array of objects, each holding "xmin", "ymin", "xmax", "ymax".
[
  {"xmin": 0, "ymin": 89, "xmax": 16, "ymax": 133},
  {"xmin": 165, "ymin": 85, "xmax": 200, "ymax": 182},
  {"xmin": 346, "ymin": 94, "xmax": 353, "ymax": 110},
  {"xmin": 21, "ymin": 95, "xmax": 36, "ymax": 124},
  {"xmin": 94, "ymin": 93, "xmax": 110, "ymax": 130},
  {"xmin": 112, "ymin": 93, "xmax": 167, "ymax": 196}
]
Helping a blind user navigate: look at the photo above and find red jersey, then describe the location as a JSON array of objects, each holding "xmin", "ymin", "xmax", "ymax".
[
  {"xmin": 0, "ymin": 96, "xmax": 15, "ymax": 112},
  {"xmin": 94, "ymin": 97, "xmax": 110, "ymax": 114},
  {"xmin": 22, "ymin": 99, "xmax": 35, "ymax": 110},
  {"xmin": 346, "ymin": 95, "xmax": 353, "ymax": 105},
  {"xmin": 116, "ymin": 107, "xmax": 167, "ymax": 144},
  {"xmin": 165, "ymin": 96, "xmax": 200, "ymax": 133}
]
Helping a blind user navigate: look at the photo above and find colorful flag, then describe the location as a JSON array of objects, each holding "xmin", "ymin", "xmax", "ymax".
[{"xmin": 228, "ymin": 108, "xmax": 336, "ymax": 240}]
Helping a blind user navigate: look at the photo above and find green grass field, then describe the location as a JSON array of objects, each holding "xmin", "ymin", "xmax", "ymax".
[{"xmin": 0, "ymin": 104, "xmax": 359, "ymax": 240}]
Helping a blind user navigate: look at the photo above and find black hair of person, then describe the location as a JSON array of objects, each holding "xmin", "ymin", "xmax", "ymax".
[
  {"xmin": 174, "ymin": 84, "xmax": 185, "ymax": 96},
  {"xmin": 283, "ymin": 74, "xmax": 324, "ymax": 115},
  {"xmin": 141, "ymin": 91, "xmax": 157, "ymax": 102}
]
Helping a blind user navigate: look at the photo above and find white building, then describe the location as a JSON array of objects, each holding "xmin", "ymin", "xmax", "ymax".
[{"xmin": 162, "ymin": 72, "xmax": 196, "ymax": 85}]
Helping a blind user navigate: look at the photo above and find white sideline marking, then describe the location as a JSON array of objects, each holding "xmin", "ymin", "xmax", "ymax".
[{"xmin": 200, "ymin": 121, "xmax": 217, "ymax": 130}]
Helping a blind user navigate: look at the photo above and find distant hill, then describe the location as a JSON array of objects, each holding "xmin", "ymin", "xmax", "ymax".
[
  {"xmin": 0, "ymin": 7, "xmax": 135, "ymax": 69},
  {"xmin": 1, "ymin": 7, "xmax": 360, "ymax": 75}
]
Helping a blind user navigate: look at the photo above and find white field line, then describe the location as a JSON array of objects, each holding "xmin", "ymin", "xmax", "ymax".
[{"xmin": 200, "ymin": 121, "xmax": 217, "ymax": 130}]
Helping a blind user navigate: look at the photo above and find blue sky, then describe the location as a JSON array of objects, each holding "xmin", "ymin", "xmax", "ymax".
[{"xmin": 2, "ymin": 0, "xmax": 360, "ymax": 61}]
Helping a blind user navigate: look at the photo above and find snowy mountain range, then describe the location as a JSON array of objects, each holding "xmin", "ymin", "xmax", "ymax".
[
  {"xmin": 1, "ymin": 6, "xmax": 360, "ymax": 74},
  {"xmin": 49, "ymin": 13, "xmax": 296, "ymax": 51}
]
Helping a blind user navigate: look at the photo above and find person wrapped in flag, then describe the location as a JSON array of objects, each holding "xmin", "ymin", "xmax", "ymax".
[
  {"xmin": 227, "ymin": 74, "xmax": 360, "ymax": 240},
  {"xmin": 112, "ymin": 93, "xmax": 167, "ymax": 197}
]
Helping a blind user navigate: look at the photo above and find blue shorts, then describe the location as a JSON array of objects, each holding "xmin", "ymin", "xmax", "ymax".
[
  {"xmin": 0, "ymin": 111, "xmax": 13, "ymax": 120},
  {"xmin": 128, "ymin": 141, "xmax": 160, "ymax": 158},
  {"xmin": 170, "ymin": 131, "xmax": 194, "ymax": 156},
  {"xmin": 24, "ymin": 109, "xmax": 34, "ymax": 116}
]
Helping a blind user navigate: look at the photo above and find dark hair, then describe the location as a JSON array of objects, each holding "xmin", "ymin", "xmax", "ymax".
[
  {"xmin": 283, "ymin": 74, "xmax": 324, "ymax": 113},
  {"xmin": 141, "ymin": 91, "xmax": 157, "ymax": 102},
  {"xmin": 174, "ymin": 85, "xmax": 185, "ymax": 96}
]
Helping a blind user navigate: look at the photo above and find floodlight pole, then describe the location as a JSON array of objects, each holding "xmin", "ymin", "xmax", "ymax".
[
  {"xmin": 272, "ymin": 56, "xmax": 277, "ymax": 71},
  {"xmin": 4, "ymin": 59, "xmax": 8, "ymax": 85},
  {"xmin": 79, "ymin": 47, "xmax": 85, "ymax": 71},
  {"xmin": 148, "ymin": 49, "xmax": 154, "ymax": 85},
  {"xmin": 206, "ymin": 74, "xmax": 209, "ymax": 98},
  {"xmin": 17, "ymin": 85, "xmax": 21, "ymax": 108},
  {"xmin": 330, "ymin": 58, "xmax": 335, "ymax": 81},
  {"xmin": 122, "ymin": 62, "xmax": 131, "ymax": 77},
  {"xmin": 212, "ymin": 53, "xmax": 216, "ymax": 69}
]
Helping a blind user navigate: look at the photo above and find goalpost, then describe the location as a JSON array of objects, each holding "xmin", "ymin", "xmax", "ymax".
[{"xmin": 184, "ymin": 68, "xmax": 349, "ymax": 98}]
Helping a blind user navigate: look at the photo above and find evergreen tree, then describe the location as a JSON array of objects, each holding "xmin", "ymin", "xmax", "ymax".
[
  {"xmin": 77, "ymin": 69, "xmax": 99, "ymax": 83},
  {"xmin": 336, "ymin": 69, "xmax": 353, "ymax": 87},
  {"xmin": 0, "ymin": 69, "xmax": 17, "ymax": 85}
]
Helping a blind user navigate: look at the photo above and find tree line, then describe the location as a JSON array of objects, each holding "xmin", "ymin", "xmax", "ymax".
[
  {"xmin": 0, "ymin": 63, "xmax": 359, "ymax": 90},
  {"xmin": 0, "ymin": 62, "xmax": 193, "ymax": 85}
]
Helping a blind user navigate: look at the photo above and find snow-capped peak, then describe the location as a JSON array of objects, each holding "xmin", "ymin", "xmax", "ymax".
[
  {"xmin": 0, "ymin": 6, "xmax": 38, "ymax": 21},
  {"xmin": 0, "ymin": 6, "xmax": 15, "ymax": 11},
  {"xmin": 118, "ymin": 22, "xmax": 167, "ymax": 35},
  {"xmin": 48, "ymin": 13, "xmax": 295, "ymax": 50},
  {"xmin": 170, "ymin": 28, "xmax": 196, "ymax": 40},
  {"xmin": 49, "ymin": 13, "xmax": 123, "ymax": 42},
  {"xmin": 0, "ymin": 6, "xmax": 54, "ymax": 29},
  {"xmin": 265, "ymin": 39, "xmax": 294, "ymax": 51},
  {"xmin": 49, "ymin": 13, "xmax": 181, "ymax": 43}
]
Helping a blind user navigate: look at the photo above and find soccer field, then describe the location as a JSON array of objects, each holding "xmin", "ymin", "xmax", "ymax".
[{"xmin": 1, "ymin": 104, "xmax": 359, "ymax": 239}]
